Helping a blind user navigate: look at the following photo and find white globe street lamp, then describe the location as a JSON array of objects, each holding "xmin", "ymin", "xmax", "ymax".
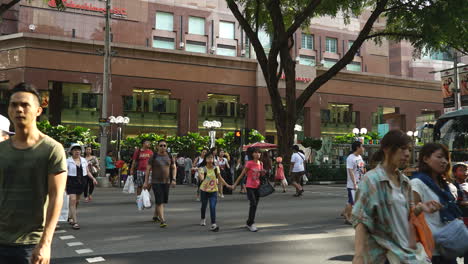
[{"xmin": 203, "ymin": 120, "xmax": 222, "ymax": 148}]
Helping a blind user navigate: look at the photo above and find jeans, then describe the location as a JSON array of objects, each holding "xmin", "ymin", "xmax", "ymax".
[
  {"xmin": 246, "ymin": 188, "xmax": 260, "ymax": 226},
  {"xmin": 200, "ymin": 191, "xmax": 217, "ymax": 224},
  {"xmin": 0, "ymin": 244, "xmax": 35, "ymax": 264}
]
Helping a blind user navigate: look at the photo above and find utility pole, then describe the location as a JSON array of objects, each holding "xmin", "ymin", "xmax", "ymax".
[{"xmin": 98, "ymin": 0, "xmax": 112, "ymax": 183}]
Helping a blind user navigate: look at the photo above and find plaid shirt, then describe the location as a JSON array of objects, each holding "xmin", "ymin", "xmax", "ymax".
[{"xmin": 352, "ymin": 165, "xmax": 418, "ymax": 264}]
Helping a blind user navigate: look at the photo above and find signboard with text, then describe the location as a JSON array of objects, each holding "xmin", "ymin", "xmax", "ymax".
[
  {"xmin": 48, "ymin": 0, "xmax": 127, "ymax": 17},
  {"xmin": 460, "ymin": 67, "xmax": 468, "ymax": 108}
]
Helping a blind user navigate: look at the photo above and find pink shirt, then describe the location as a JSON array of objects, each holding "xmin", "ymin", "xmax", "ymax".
[{"xmin": 245, "ymin": 160, "xmax": 263, "ymax": 189}]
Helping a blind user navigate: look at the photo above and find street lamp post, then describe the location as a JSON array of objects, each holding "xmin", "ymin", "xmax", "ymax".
[
  {"xmin": 109, "ymin": 116, "xmax": 130, "ymax": 161},
  {"xmin": 203, "ymin": 120, "xmax": 222, "ymax": 148},
  {"xmin": 407, "ymin": 130, "xmax": 419, "ymax": 165}
]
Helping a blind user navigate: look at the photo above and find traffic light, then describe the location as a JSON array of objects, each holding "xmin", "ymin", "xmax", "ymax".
[{"xmin": 234, "ymin": 130, "xmax": 242, "ymax": 145}]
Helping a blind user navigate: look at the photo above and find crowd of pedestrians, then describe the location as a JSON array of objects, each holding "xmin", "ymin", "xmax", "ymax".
[{"xmin": 2, "ymin": 83, "xmax": 468, "ymax": 264}]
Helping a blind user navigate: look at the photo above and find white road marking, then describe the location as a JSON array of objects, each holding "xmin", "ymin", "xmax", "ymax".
[
  {"xmin": 67, "ymin": 242, "xmax": 84, "ymax": 247},
  {"xmin": 75, "ymin": 248, "xmax": 94, "ymax": 254},
  {"xmin": 55, "ymin": 230, "xmax": 67, "ymax": 234},
  {"xmin": 59, "ymin": 235, "xmax": 75, "ymax": 240},
  {"xmin": 86, "ymin": 257, "xmax": 106, "ymax": 263}
]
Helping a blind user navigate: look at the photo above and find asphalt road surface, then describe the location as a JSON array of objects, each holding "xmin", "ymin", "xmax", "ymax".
[{"xmin": 51, "ymin": 184, "xmax": 359, "ymax": 264}]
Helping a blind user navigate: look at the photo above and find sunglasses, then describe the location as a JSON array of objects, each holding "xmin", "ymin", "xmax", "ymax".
[{"xmin": 159, "ymin": 145, "xmax": 167, "ymax": 147}]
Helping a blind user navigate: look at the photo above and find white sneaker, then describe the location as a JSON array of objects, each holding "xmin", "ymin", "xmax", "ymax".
[
  {"xmin": 200, "ymin": 219, "xmax": 206, "ymax": 226},
  {"xmin": 220, "ymin": 194, "xmax": 225, "ymax": 198},
  {"xmin": 246, "ymin": 224, "xmax": 258, "ymax": 232},
  {"xmin": 210, "ymin": 224, "xmax": 219, "ymax": 232}
]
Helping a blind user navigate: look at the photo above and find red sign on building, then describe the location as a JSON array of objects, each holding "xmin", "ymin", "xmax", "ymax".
[{"xmin": 48, "ymin": 0, "xmax": 127, "ymax": 16}]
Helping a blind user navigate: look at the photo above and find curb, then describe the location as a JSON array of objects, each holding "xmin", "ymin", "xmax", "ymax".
[{"xmin": 310, "ymin": 181, "xmax": 346, "ymax": 185}]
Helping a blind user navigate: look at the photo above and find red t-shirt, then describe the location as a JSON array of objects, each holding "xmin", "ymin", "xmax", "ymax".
[
  {"xmin": 245, "ymin": 160, "xmax": 263, "ymax": 189},
  {"xmin": 132, "ymin": 149, "xmax": 153, "ymax": 172}
]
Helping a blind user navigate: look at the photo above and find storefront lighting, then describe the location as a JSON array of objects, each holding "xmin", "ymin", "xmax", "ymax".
[{"xmin": 203, "ymin": 120, "xmax": 222, "ymax": 129}]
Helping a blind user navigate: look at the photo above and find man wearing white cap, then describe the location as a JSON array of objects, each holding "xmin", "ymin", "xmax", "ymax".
[
  {"xmin": 0, "ymin": 83, "xmax": 67, "ymax": 264},
  {"xmin": 0, "ymin": 114, "xmax": 14, "ymax": 142}
]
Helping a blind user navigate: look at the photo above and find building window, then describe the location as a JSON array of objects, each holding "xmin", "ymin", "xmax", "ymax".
[
  {"xmin": 258, "ymin": 30, "xmax": 271, "ymax": 55},
  {"xmin": 216, "ymin": 44, "xmax": 236, "ymax": 57},
  {"xmin": 58, "ymin": 83, "xmax": 101, "ymax": 126},
  {"xmin": 348, "ymin": 40, "xmax": 354, "ymax": 49},
  {"xmin": 346, "ymin": 61, "xmax": 361, "ymax": 71},
  {"xmin": 186, "ymin": 41, "xmax": 206, "ymax": 53},
  {"xmin": 299, "ymin": 55, "xmax": 315, "ymax": 66},
  {"xmin": 122, "ymin": 89, "xmax": 178, "ymax": 135},
  {"xmin": 326, "ymin": 37, "xmax": 338, "ymax": 53},
  {"xmin": 430, "ymin": 51, "xmax": 452, "ymax": 61},
  {"xmin": 321, "ymin": 103, "xmax": 357, "ymax": 136},
  {"xmin": 219, "ymin": 21, "xmax": 235, "ymax": 39},
  {"xmin": 198, "ymin": 94, "xmax": 246, "ymax": 131},
  {"xmin": 244, "ymin": 36, "xmax": 250, "ymax": 57},
  {"xmin": 323, "ymin": 58, "xmax": 338, "ymax": 68},
  {"xmin": 155, "ymin": 12, "xmax": 173, "ymax": 31},
  {"xmin": 301, "ymin": 34, "xmax": 313, "ymax": 50},
  {"xmin": 188, "ymin": 16, "xmax": 205, "ymax": 35},
  {"xmin": 153, "ymin": 37, "xmax": 175, "ymax": 50}
]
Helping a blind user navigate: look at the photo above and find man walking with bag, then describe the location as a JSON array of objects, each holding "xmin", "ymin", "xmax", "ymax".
[
  {"xmin": 130, "ymin": 140, "xmax": 153, "ymax": 197},
  {"xmin": 290, "ymin": 145, "xmax": 306, "ymax": 197},
  {"xmin": 144, "ymin": 140, "xmax": 176, "ymax": 228},
  {"xmin": 0, "ymin": 83, "xmax": 67, "ymax": 264}
]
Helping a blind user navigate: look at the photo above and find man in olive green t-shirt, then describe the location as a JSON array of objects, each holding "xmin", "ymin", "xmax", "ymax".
[{"xmin": 0, "ymin": 83, "xmax": 67, "ymax": 264}]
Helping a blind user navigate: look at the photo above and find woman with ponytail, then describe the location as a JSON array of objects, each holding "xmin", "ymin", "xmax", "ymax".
[{"xmin": 352, "ymin": 130, "xmax": 442, "ymax": 264}]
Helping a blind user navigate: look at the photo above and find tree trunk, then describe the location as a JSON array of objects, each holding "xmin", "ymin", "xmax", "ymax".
[{"xmin": 275, "ymin": 110, "xmax": 296, "ymax": 177}]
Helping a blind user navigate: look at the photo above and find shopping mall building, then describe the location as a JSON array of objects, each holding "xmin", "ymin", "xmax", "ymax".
[{"xmin": 0, "ymin": 0, "xmax": 449, "ymax": 142}]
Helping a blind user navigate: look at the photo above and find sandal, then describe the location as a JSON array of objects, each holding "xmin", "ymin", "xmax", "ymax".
[
  {"xmin": 72, "ymin": 223, "xmax": 80, "ymax": 230},
  {"xmin": 68, "ymin": 218, "xmax": 75, "ymax": 225}
]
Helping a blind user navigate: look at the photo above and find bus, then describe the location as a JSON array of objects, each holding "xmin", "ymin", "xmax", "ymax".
[{"xmin": 433, "ymin": 109, "xmax": 468, "ymax": 162}]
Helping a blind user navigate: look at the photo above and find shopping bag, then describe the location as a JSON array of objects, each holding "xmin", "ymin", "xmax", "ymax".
[
  {"xmin": 302, "ymin": 174, "xmax": 309, "ymax": 184},
  {"xmin": 136, "ymin": 195, "xmax": 144, "ymax": 211},
  {"xmin": 123, "ymin": 175, "xmax": 135, "ymax": 194},
  {"xmin": 282, "ymin": 178, "xmax": 288, "ymax": 186},
  {"xmin": 141, "ymin": 189, "xmax": 152, "ymax": 209},
  {"xmin": 59, "ymin": 192, "xmax": 69, "ymax": 222},
  {"xmin": 123, "ymin": 177, "xmax": 130, "ymax": 193}
]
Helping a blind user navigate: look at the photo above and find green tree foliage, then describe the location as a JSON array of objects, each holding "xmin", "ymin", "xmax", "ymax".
[
  {"xmin": 301, "ymin": 137, "xmax": 323, "ymax": 150},
  {"xmin": 37, "ymin": 120, "xmax": 99, "ymax": 149},
  {"xmin": 226, "ymin": 0, "xmax": 464, "ymax": 164}
]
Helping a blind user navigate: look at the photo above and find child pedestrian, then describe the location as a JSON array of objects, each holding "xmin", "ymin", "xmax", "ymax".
[
  {"xmin": 274, "ymin": 156, "xmax": 287, "ymax": 193},
  {"xmin": 233, "ymin": 147, "xmax": 265, "ymax": 232},
  {"xmin": 121, "ymin": 159, "xmax": 129, "ymax": 183},
  {"xmin": 198, "ymin": 153, "xmax": 232, "ymax": 232}
]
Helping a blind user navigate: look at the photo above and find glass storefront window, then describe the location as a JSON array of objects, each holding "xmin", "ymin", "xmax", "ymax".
[
  {"xmin": 321, "ymin": 103, "xmax": 357, "ymax": 136},
  {"xmin": 258, "ymin": 30, "xmax": 271, "ymax": 55},
  {"xmin": 0, "ymin": 82, "xmax": 9, "ymax": 117},
  {"xmin": 60, "ymin": 82, "xmax": 101, "ymax": 126},
  {"xmin": 198, "ymin": 94, "xmax": 246, "ymax": 131},
  {"xmin": 122, "ymin": 89, "xmax": 178, "ymax": 136},
  {"xmin": 156, "ymin": 12, "xmax": 174, "ymax": 31}
]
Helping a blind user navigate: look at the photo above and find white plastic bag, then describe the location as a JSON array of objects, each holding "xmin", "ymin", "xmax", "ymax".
[
  {"xmin": 141, "ymin": 189, "xmax": 152, "ymax": 209},
  {"xmin": 123, "ymin": 175, "xmax": 135, "ymax": 194},
  {"xmin": 59, "ymin": 192, "xmax": 69, "ymax": 222},
  {"xmin": 302, "ymin": 174, "xmax": 309, "ymax": 184},
  {"xmin": 136, "ymin": 195, "xmax": 144, "ymax": 211},
  {"xmin": 281, "ymin": 178, "xmax": 288, "ymax": 186}
]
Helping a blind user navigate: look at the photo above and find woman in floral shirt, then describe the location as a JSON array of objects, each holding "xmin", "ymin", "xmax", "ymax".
[{"xmin": 352, "ymin": 130, "xmax": 441, "ymax": 264}]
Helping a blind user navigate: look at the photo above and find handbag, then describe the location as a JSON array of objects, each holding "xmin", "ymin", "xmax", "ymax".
[
  {"xmin": 410, "ymin": 208, "xmax": 435, "ymax": 258},
  {"xmin": 258, "ymin": 176, "xmax": 275, "ymax": 197},
  {"xmin": 433, "ymin": 218, "xmax": 468, "ymax": 258}
]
